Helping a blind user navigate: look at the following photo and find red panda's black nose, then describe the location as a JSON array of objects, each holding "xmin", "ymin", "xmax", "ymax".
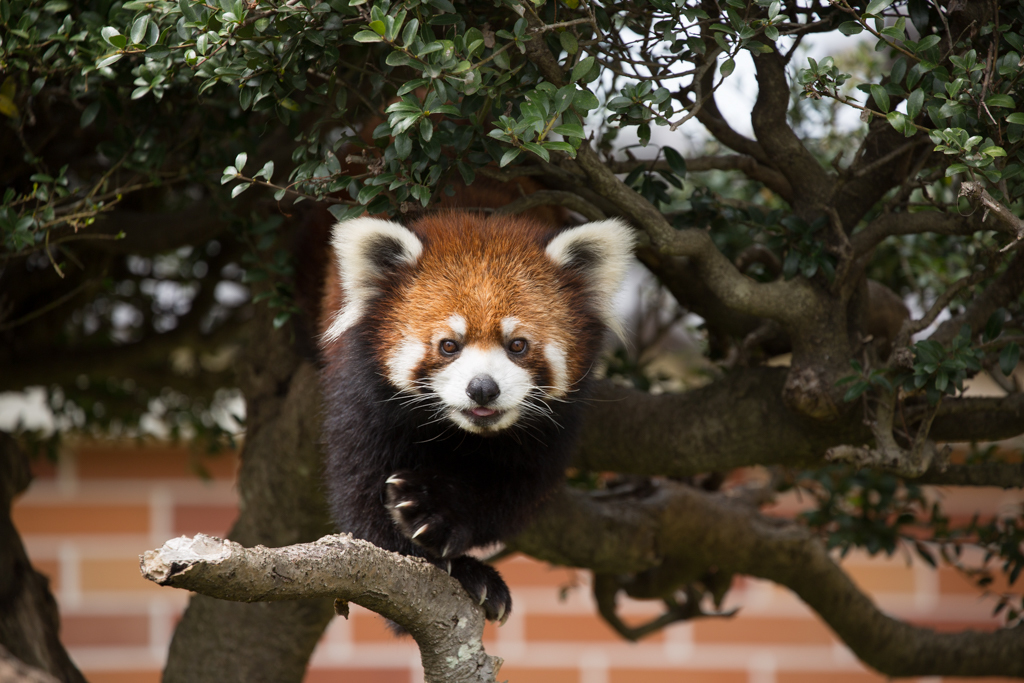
[{"xmin": 467, "ymin": 375, "xmax": 501, "ymax": 405}]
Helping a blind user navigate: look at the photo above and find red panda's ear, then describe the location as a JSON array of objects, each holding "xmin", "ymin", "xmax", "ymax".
[
  {"xmin": 322, "ymin": 217, "xmax": 423, "ymax": 343},
  {"xmin": 545, "ymin": 218, "xmax": 635, "ymax": 340}
]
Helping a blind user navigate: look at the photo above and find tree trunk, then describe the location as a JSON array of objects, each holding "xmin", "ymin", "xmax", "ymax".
[
  {"xmin": 163, "ymin": 311, "xmax": 336, "ymax": 683},
  {"xmin": 0, "ymin": 433, "xmax": 87, "ymax": 683}
]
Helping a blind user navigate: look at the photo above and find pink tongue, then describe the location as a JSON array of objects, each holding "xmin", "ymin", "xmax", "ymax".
[{"xmin": 471, "ymin": 407, "xmax": 497, "ymax": 417}]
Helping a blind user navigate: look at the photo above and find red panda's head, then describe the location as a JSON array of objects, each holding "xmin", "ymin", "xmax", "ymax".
[{"xmin": 320, "ymin": 211, "xmax": 634, "ymax": 434}]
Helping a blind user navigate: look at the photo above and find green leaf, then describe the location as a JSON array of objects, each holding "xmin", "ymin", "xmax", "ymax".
[
  {"xmin": 499, "ymin": 147, "xmax": 521, "ymax": 167},
  {"xmin": 985, "ymin": 94, "xmax": 1016, "ymax": 108},
  {"xmin": 559, "ymin": 31, "xmax": 578, "ymax": 55},
  {"xmin": 522, "ymin": 141, "xmax": 550, "ymax": 162},
  {"xmin": 983, "ymin": 310, "xmax": 1005, "ymax": 343},
  {"xmin": 235, "ymin": 152, "xmax": 247, "ymax": 172},
  {"xmin": 356, "ymin": 183, "xmax": 384, "ymax": 204},
  {"xmin": 982, "ymin": 146, "xmax": 1006, "ymax": 157},
  {"xmin": 886, "ymin": 111, "xmax": 911, "ymax": 136},
  {"xmin": 394, "ymin": 133, "xmax": 411, "ymax": 159},
  {"xmin": 838, "ymin": 21, "xmax": 863, "ymax": 36},
  {"xmin": 256, "ymin": 161, "xmax": 274, "ymax": 182},
  {"xmin": 999, "ymin": 342, "xmax": 1020, "ymax": 376},
  {"xmin": 572, "ymin": 88, "xmax": 599, "ymax": 113},
  {"xmin": 571, "ymin": 56, "xmax": 595, "ymax": 83},
  {"xmin": 1006, "ymin": 113, "xmax": 1024, "ymax": 125},
  {"xmin": 865, "ymin": 0, "xmax": 894, "ymax": 15},
  {"xmin": 870, "ymin": 84, "xmax": 890, "ymax": 113},
  {"xmin": 231, "ymin": 182, "xmax": 251, "ymax": 198},
  {"xmin": 906, "ymin": 88, "xmax": 924, "ymax": 120},
  {"xmin": 97, "ymin": 53, "xmax": 124, "ymax": 68},
  {"xmin": 353, "ymin": 30, "xmax": 382, "ymax": 43},
  {"xmin": 720, "ymin": 58, "xmax": 735, "ymax": 77},
  {"xmin": 552, "ymin": 123, "xmax": 585, "ymax": 138},
  {"xmin": 80, "ymin": 102, "xmax": 101, "ymax": 128},
  {"xmin": 179, "ymin": 0, "xmax": 199, "ymax": 22},
  {"xmin": 915, "ymin": 35, "xmax": 941, "ymax": 52},
  {"xmin": 369, "ymin": 20, "xmax": 386, "ymax": 35},
  {"xmin": 130, "ymin": 15, "xmax": 149, "ymax": 44},
  {"xmin": 553, "ymin": 84, "xmax": 575, "ymax": 115},
  {"xmin": 101, "ymin": 26, "xmax": 127, "ymax": 48},
  {"xmin": 663, "ymin": 146, "xmax": 687, "ymax": 176}
]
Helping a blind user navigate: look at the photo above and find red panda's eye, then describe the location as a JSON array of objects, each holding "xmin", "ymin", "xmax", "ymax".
[
  {"xmin": 440, "ymin": 339, "xmax": 461, "ymax": 355},
  {"xmin": 508, "ymin": 339, "xmax": 527, "ymax": 354}
]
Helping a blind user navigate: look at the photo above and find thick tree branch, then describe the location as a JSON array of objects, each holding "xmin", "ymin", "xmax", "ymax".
[
  {"xmin": 573, "ymin": 143, "xmax": 820, "ymax": 324},
  {"xmin": 511, "ymin": 483, "xmax": 1024, "ymax": 678},
  {"xmin": 852, "ymin": 210, "xmax": 988, "ymax": 256},
  {"xmin": 0, "ymin": 434, "xmax": 87, "ymax": 683},
  {"xmin": 750, "ymin": 52, "xmax": 833, "ymax": 208},
  {"xmin": 576, "ymin": 372, "xmax": 1024, "ymax": 482},
  {"xmin": 693, "ymin": 58, "xmax": 771, "ymax": 166},
  {"xmin": 960, "ymin": 180, "xmax": 1024, "ymax": 246},
  {"xmin": 141, "ymin": 534, "xmax": 500, "ymax": 683}
]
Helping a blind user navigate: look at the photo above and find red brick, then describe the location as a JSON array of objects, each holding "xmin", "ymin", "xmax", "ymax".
[
  {"xmin": 937, "ymin": 566, "xmax": 1015, "ymax": 595},
  {"xmin": 81, "ymin": 559, "xmax": 164, "ymax": 593},
  {"xmin": 843, "ymin": 562, "xmax": 915, "ymax": 594},
  {"xmin": 173, "ymin": 504, "xmax": 237, "ymax": 537},
  {"xmin": 778, "ymin": 671, "xmax": 888, "ymax": 683},
  {"xmin": 305, "ymin": 669, "xmax": 409, "ymax": 683},
  {"xmin": 351, "ymin": 612, "xmax": 395, "ymax": 642},
  {"xmin": 495, "ymin": 554, "xmax": 579, "ymax": 588},
  {"xmin": 62, "ymin": 615, "xmax": 149, "ymax": 646},
  {"xmin": 525, "ymin": 614, "xmax": 663, "ymax": 643},
  {"xmin": 497, "ymin": 667, "xmax": 578, "ymax": 683},
  {"xmin": 694, "ymin": 615, "xmax": 835, "ymax": 645},
  {"xmin": 12, "ymin": 504, "xmax": 149, "ymax": 535},
  {"xmin": 32, "ymin": 559, "xmax": 60, "ymax": 593},
  {"xmin": 76, "ymin": 444, "xmax": 238, "ymax": 480},
  {"xmin": 83, "ymin": 672, "xmax": 161, "ymax": 683},
  {"xmin": 610, "ymin": 669, "xmax": 746, "ymax": 683}
]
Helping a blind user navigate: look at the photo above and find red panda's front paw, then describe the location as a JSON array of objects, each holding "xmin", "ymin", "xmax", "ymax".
[
  {"xmin": 384, "ymin": 471, "xmax": 473, "ymax": 559},
  {"xmin": 448, "ymin": 557, "xmax": 512, "ymax": 624}
]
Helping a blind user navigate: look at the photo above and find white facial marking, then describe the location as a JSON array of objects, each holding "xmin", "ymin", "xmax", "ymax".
[
  {"xmin": 385, "ymin": 335, "xmax": 426, "ymax": 392},
  {"xmin": 543, "ymin": 343, "xmax": 570, "ymax": 398},
  {"xmin": 447, "ymin": 314, "xmax": 467, "ymax": 338},
  {"xmin": 321, "ymin": 217, "xmax": 423, "ymax": 344},
  {"xmin": 431, "ymin": 344, "xmax": 533, "ymax": 433},
  {"xmin": 501, "ymin": 316, "xmax": 520, "ymax": 338}
]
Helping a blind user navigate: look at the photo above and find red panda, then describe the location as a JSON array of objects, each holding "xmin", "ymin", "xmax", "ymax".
[{"xmin": 318, "ymin": 209, "xmax": 634, "ymax": 623}]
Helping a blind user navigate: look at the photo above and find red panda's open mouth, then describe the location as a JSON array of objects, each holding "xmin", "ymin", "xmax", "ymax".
[{"xmin": 461, "ymin": 407, "xmax": 504, "ymax": 426}]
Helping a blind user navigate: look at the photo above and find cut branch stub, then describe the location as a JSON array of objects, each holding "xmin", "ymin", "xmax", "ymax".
[{"xmin": 140, "ymin": 534, "xmax": 501, "ymax": 683}]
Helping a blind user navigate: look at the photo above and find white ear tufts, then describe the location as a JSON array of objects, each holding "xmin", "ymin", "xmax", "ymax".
[
  {"xmin": 321, "ymin": 217, "xmax": 423, "ymax": 343},
  {"xmin": 545, "ymin": 218, "xmax": 635, "ymax": 340}
]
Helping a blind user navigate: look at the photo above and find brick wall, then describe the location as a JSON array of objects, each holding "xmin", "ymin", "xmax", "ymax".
[{"xmin": 10, "ymin": 442, "xmax": 1020, "ymax": 683}]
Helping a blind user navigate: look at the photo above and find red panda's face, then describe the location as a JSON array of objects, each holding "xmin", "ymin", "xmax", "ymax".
[{"xmin": 321, "ymin": 212, "xmax": 634, "ymax": 435}]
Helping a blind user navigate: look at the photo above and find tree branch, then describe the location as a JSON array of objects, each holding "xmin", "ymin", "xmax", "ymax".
[
  {"xmin": 141, "ymin": 534, "xmax": 500, "ymax": 683},
  {"xmin": 606, "ymin": 156, "xmax": 793, "ymax": 201},
  {"xmin": 511, "ymin": 482, "xmax": 1024, "ymax": 678},
  {"xmin": 750, "ymin": 52, "xmax": 833, "ymax": 207},
  {"xmin": 575, "ymin": 372, "xmax": 1024, "ymax": 480},
  {"xmin": 573, "ymin": 143, "xmax": 820, "ymax": 324},
  {"xmin": 852, "ymin": 210, "xmax": 987, "ymax": 257},
  {"xmin": 930, "ymin": 250, "xmax": 1024, "ymax": 345}
]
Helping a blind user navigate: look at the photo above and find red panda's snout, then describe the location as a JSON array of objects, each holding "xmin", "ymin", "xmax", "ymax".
[{"xmin": 383, "ymin": 313, "xmax": 570, "ymax": 434}]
